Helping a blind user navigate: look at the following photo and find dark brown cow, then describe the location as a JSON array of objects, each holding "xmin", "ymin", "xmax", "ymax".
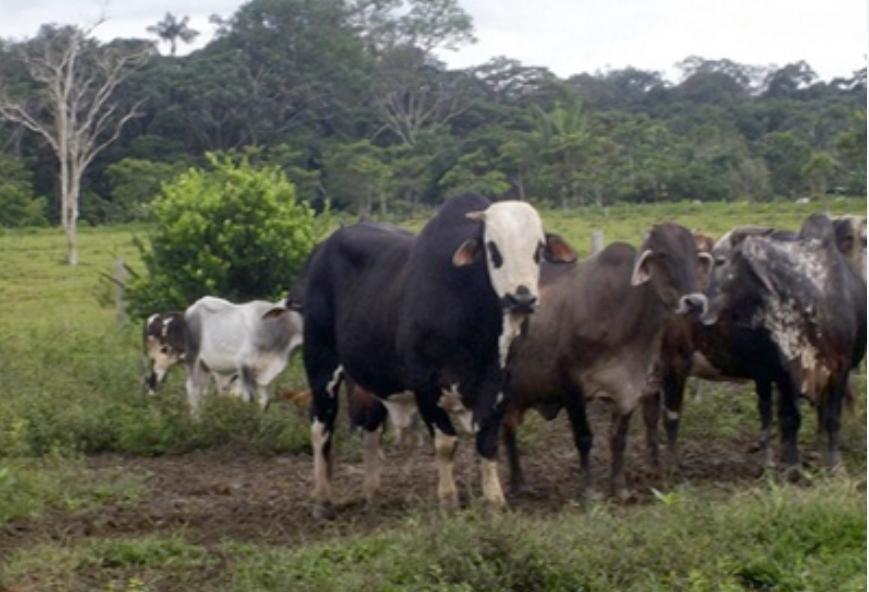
[
  {"xmin": 654, "ymin": 217, "xmax": 866, "ymax": 474},
  {"xmin": 504, "ymin": 223, "xmax": 711, "ymax": 500}
]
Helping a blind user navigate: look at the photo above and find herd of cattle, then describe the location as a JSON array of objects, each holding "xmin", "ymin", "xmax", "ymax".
[{"xmin": 143, "ymin": 193, "xmax": 867, "ymax": 517}]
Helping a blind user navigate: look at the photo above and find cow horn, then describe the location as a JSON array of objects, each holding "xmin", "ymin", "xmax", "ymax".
[{"xmin": 465, "ymin": 211, "xmax": 486, "ymax": 222}]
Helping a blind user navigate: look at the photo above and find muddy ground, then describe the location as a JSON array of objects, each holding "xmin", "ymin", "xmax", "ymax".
[{"xmin": 1, "ymin": 401, "xmax": 767, "ymax": 565}]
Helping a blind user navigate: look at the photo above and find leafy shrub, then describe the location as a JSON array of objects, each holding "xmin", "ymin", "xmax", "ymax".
[{"xmin": 127, "ymin": 152, "xmax": 322, "ymax": 317}]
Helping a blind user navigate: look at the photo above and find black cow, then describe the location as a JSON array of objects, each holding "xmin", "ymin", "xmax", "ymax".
[
  {"xmin": 503, "ymin": 223, "xmax": 711, "ymax": 500},
  {"xmin": 301, "ymin": 193, "xmax": 575, "ymax": 516},
  {"xmin": 697, "ymin": 214, "xmax": 866, "ymax": 473}
]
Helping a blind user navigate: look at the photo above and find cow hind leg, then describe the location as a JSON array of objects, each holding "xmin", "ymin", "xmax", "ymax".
[
  {"xmin": 642, "ymin": 393, "xmax": 661, "ymax": 472},
  {"xmin": 357, "ymin": 399, "xmax": 388, "ymax": 505},
  {"xmin": 563, "ymin": 383, "xmax": 593, "ymax": 503},
  {"xmin": 414, "ymin": 384, "xmax": 460, "ymax": 509},
  {"xmin": 306, "ymin": 350, "xmax": 343, "ymax": 519}
]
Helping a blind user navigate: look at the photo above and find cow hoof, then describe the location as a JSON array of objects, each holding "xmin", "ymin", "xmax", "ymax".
[
  {"xmin": 782, "ymin": 465, "xmax": 810, "ymax": 484},
  {"xmin": 508, "ymin": 483, "xmax": 536, "ymax": 499},
  {"xmin": 438, "ymin": 494, "xmax": 460, "ymax": 511},
  {"xmin": 611, "ymin": 487, "xmax": 635, "ymax": 503},
  {"xmin": 311, "ymin": 503, "xmax": 336, "ymax": 521}
]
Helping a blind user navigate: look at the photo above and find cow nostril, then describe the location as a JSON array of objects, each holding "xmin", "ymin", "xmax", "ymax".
[{"xmin": 516, "ymin": 285, "xmax": 531, "ymax": 296}]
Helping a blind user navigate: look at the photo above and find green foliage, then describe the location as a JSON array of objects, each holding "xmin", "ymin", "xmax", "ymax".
[
  {"xmin": 0, "ymin": 154, "xmax": 48, "ymax": 227},
  {"xmin": 225, "ymin": 480, "xmax": 865, "ymax": 592},
  {"xmin": 0, "ymin": 456, "xmax": 144, "ymax": 523},
  {"xmin": 127, "ymin": 152, "xmax": 322, "ymax": 317},
  {"xmin": 103, "ymin": 158, "xmax": 184, "ymax": 222}
]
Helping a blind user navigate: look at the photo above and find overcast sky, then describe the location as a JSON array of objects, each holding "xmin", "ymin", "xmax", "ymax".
[{"xmin": 1, "ymin": 0, "xmax": 865, "ymax": 82}]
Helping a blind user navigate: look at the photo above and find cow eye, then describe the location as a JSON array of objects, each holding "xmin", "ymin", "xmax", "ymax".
[
  {"xmin": 487, "ymin": 241, "xmax": 503, "ymax": 268},
  {"xmin": 714, "ymin": 257, "xmax": 726, "ymax": 267},
  {"xmin": 160, "ymin": 346, "xmax": 169, "ymax": 354}
]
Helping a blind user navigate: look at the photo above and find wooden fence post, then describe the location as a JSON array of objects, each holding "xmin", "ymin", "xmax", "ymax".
[
  {"xmin": 114, "ymin": 257, "xmax": 128, "ymax": 325},
  {"xmin": 591, "ymin": 230, "xmax": 605, "ymax": 254}
]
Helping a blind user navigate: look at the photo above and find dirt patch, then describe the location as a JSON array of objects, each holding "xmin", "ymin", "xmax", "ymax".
[{"xmin": 0, "ymin": 405, "xmax": 765, "ymax": 563}]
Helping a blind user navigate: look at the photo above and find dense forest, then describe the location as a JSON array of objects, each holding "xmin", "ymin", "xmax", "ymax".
[{"xmin": 0, "ymin": 0, "xmax": 866, "ymax": 228}]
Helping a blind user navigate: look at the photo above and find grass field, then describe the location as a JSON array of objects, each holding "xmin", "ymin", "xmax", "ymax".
[{"xmin": 0, "ymin": 197, "xmax": 866, "ymax": 590}]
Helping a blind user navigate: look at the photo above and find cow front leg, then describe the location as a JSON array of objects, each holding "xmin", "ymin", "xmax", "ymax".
[
  {"xmin": 363, "ymin": 426, "xmax": 384, "ymax": 503},
  {"xmin": 563, "ymin": 382, "xmax": 593, "ymax": 502},
  {"xmin": 476, "ymin": 417, "xmax": 506, "ymax": 509},
  {"xmin": 502, "ymin": 407, "xmax": 528, "ymax": 497},
  {"xmin": 662, "ymin": 370, "xmax": 686, "ymax": 471},
  {"xmin": 609, "ymin": 409, "xmax": 633, "ymax": 501},
  {"xmin": 756, "ymin": 380, "xmax": 774, "ymax": 471},
  {"xmin": 185, "ymin": 360, "xmax": 210, "ymax": 420},
  {"xmin": 819, "ymin": 372, "xmax": 848, "ymax": 473},
  {"xmin": 775, "ymin": 377, "xmax": 801, "ymax": 478}
]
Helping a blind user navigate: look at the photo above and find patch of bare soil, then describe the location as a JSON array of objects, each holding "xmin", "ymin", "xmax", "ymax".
[{"xmin": 0, "ymin": 404, "xmax": 765, "ymax": 563}]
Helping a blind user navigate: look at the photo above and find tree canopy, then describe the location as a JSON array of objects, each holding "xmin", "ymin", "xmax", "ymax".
[{"xmin": 0, "ymin": 0, "xmax": 865, "ymax": 228}]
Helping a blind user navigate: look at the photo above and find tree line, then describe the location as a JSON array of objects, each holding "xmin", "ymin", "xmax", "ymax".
[{"xmin": 1, "ymin": 0, "xmax": 865, "ymax": 235}]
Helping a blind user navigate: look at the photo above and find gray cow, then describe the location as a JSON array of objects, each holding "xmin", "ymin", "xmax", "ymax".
[{"xmin": 143, "ymin": 296, "xmax": 304, "ymax": 416}]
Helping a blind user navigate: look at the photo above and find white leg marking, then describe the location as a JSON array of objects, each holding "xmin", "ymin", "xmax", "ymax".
[
  {"xmin": 434, "ymin": 428, "xmax": 459, "ymax": 508},
  {"xmin": 665, "ymin": 409, "xmax": 679, "ymax": 421},
  {"xmin": 311, "ymin": 419, "xmax": 332, "ymax": 505},
  {"xmin": 480, "ymin": 457, "xmax": 506, "ymax": 508},
  {"xmin": 363, "ymin": 428, "xmax": 383, "ymax": 503}
]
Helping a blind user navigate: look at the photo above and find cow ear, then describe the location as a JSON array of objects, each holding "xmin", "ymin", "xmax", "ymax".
[
  {"xmin": 631, "ymin": 249, "xmax": 654, "ymax": 286},
  {"xmin": 698, "ymin": 252, "xmax": 714, "ymax": 274},
  {"xmin": 262, "ymin": 306, "xmax": 288, "ymax": 320},
  {"xmin": 452, "ymin": 238, "xmax": 481, "ymax": 267},
  {"xmin": 544, "ymin": 233, "xmax": 577, "ymax": 263},
  {"xmin": 465, "ymin": 211, "xmax": 486, "ymax": 222}
]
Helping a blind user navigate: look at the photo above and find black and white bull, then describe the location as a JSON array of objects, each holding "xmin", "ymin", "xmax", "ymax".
[
  {"xmin": 143, "ymin": 297, "xmax": 304, "ymax": 416},
  {"xmin": 300, "ymin": 193, "xmax": 575, "ymax": 516},
  {"xmin": 503, "ymin": 223, "xmax": 711, "ymax": 500},
  {"xmin": 696, "ymin": 214, "xmax": 866, "ymax": 473}
]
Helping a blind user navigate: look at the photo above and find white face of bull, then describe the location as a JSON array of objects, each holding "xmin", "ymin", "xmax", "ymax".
[{"xmin": 456, "ymin": 202, "xmax": 548, "ymax": 312}]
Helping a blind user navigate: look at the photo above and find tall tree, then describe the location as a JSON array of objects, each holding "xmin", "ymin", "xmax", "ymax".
[
  {"xmin": 147, "ymin": 13, "xmax": 200, "ymax": 56},
  {"xmin": 0, "ymin": 24, "xmax": 151, "ymax": 264}
]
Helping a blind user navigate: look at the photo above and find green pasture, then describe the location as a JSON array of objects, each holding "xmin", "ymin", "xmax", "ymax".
[{"xmin": 0, "ymin": 197, "xmax": 865, "ymax": 591}]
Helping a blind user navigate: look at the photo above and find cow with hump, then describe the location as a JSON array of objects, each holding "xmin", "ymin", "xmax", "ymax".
[
  {"xmin": 143, "ymin": 297, "xmax": 304, "ymax": 416},
  {"xmin": 696, "ymin": 214, "xmax": 866, "ymax": 474},
  {"xmin": 503, "ymin": 223, "xmax": 712, "ymax": 501},
  {"xmin": 301, "ymin": 192, "xmax": 575, "ymax": 517}
]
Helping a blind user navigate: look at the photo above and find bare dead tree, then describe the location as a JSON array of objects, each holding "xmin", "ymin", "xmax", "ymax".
[
  {"xmin": 374, "ymin": 46, "xmax": 470, "ymax": 146},
  {"xmin": 0, "ymin": 23, "xmax": 150, "ymax": 265}
]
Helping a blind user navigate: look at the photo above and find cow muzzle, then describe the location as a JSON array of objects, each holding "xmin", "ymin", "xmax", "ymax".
[
  {"xmin": 501, "ymin": 285, "xmax": 538, "ymax": 314},
  {"xmin": 676, "ymin": 293, "xmax": 708, "ymax": 316}
]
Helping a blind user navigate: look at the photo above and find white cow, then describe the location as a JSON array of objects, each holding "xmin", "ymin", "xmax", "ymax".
[{"xmin": 144, "ymin": 296, "xmax": 303, "ymax": 417}]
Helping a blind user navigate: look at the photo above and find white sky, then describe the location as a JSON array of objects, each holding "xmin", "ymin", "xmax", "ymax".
[{"xmin": 0, "ymin": 0, "xmax": 865, "ymax": 82}]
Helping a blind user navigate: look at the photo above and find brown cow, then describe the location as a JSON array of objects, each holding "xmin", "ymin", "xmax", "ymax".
[{"xmin": 504, "ymin": 223, "xmax": 712, "ymax": 500}]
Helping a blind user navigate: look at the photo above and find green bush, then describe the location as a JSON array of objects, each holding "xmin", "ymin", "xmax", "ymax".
[{"xmin": 127, "ymin": 152, "xmax": 322, "ymax": 317}]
